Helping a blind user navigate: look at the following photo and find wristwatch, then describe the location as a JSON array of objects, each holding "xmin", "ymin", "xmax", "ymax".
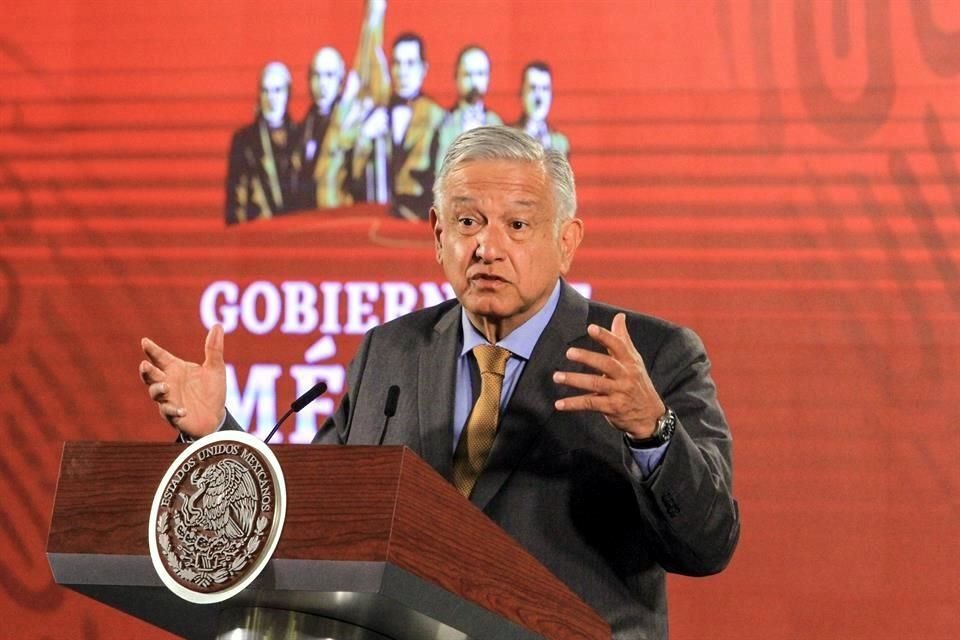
[{"xmin": 624, "ymin": 408, "xmax": 677, "ymax": 450}]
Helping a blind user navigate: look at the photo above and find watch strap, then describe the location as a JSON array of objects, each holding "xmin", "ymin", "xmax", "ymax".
[{"xmin": 624, "ymin": 408, "xmax": 677, "ymax": 450}]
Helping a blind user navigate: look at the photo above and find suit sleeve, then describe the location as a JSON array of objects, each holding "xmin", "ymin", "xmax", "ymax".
[{"xmin": 623, "ymin": 325, "xmax": 740, "ymax": 576}]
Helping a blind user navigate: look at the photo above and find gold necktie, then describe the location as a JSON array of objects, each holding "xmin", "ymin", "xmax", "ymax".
[{"xmin": 452, "ymin": 345, "xmax": 512, "ymax": 497}]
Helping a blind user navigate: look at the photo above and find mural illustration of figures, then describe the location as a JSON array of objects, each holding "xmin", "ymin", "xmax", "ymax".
[
  {"xmin": 222, "ymin": 2, "xmax": 573, "ymax": 225},
  {"xmin": 514, "ymin": 61, "xmax": 569, "ymax": 156},
  {"xmin": 294, "ymin": 46, "xmax": 355, "ymax": 210},
  {"xmin": 350, "ymin": 29, "xmax": 445, "ymax": 221},
  {"xmin": 434, "ymin": 45, "xmax": 502, "ymax": 170},
  {"xmin": 225, "ymin": 62, "xmax": 300, "ymax": 225}
]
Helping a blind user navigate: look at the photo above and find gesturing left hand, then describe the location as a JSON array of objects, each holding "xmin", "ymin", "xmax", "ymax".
[{"xmin": 553, "ymin": 313, "xmax": 666, "ymax": 439}]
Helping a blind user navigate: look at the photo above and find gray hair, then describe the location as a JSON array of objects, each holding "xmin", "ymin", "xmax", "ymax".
[{"xmin": 433, "ymin": 126, "xmax": 576, "ymax": 223}]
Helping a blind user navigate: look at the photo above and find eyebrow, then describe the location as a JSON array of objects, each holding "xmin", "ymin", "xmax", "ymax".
[{"xmin": 449, "ymin": 196, "xmax": 539, "ymax": 210}]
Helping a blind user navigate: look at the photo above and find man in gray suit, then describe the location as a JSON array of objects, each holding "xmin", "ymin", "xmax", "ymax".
[{"xmin": 140, "ymin": 126, "xmax": 739, "ymax": 639}]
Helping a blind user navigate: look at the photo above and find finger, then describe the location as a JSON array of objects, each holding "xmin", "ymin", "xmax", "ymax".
[
  {"xmin": 610, "ymin": 313, "xmax": 644, "ymax": 360},
  {"xmin": 564, "ymin": 347, "xmax": 621, "ymax": 378},
  {"xmin": 148, "ymin": 382, "xmax": 170, "ymax": 402},
  {"xmin": 158, "ymin": 407, "xmax": 180, "ymax": 429},
  {"xmin": 586, "ymin": 322, "xmax": 632, "ymax": 361},
  {"xmin": 553, "ymin": 370, "xmax": 616, "ymax": 394},
  {"xmin": 203, "ymin": 324, "xmax": 225, "ymax": 368},
  {"xmin": 142, "ymin": 337, "xmax": 176, "ymax": 369},
  {"xmin": 611, "ymin": 313, "xmax": 630, "ymax": 343},
  {"xmin": 555, "ymin": 392, "xmax": 613, "ymax": 414},
  {"xmin": 139, "ymin": 360, "xmax": 166, "ymax": 385},
  {"xmin": 158, "ymin": 402, "xmax": 186, "ymax": 420}
]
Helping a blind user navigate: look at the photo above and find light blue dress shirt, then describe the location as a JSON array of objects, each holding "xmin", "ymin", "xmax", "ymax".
[{"xmin": 453, "ymin": 281, "xmax": 668, "ymax": 477}]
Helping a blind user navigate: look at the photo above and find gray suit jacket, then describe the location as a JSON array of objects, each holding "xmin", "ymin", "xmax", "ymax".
[{"xmin": 306, "ymin": 282, "xmax": 740, "ymax": 639}]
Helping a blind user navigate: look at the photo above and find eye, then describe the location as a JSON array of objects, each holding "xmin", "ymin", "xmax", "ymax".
[
  {"xmin": 509, "ymin": 220, "xmax": 529, "ymax": 231},
  {"xmin": 457, "ymin": 216, "xmax": 481, "ymax": 234}
]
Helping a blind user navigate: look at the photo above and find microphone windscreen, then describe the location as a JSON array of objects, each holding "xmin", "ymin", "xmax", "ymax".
[
  {"xmin": 384, "ymin": 385, "xmax": 400, "ymax": 417},
  {"xmin": 291, "ymin": 381, "xmax": 328, "ymax": 412}
]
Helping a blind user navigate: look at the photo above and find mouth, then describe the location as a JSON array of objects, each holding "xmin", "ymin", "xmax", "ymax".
[{"xmin": 470, "ymin": 273, "xmax": 508, "ymax": 287}]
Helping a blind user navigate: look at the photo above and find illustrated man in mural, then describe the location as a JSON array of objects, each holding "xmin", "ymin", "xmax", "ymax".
[
  {"xmin": 294, "ymin": 0, "xmax": 392, "ymax": 212},
  {"xmin": 295, "ymin": 47, "xmax": 350, "ymax": 210},
  {"xmin": 515, "ymin": 60, "xmax": 569, "ymax": 156},
  {"xmin": 225, "ymin": 62, "xmax": 300, "ymax": 225},
  {"xmin": 435, "ymin": 45, "xmax": 503, "ymax": 170},
  {"xmin": 351, "ymin": 31, "xmax": 446, "ymax": 221}
]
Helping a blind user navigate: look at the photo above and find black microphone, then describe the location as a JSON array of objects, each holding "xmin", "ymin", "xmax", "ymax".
[
  {"xmin": 376, "ymin": 385, "xmax": 401, "ymax": 446},
  {"xmin": 291, "ymin": 382, "xmax": 327, "ymax": 411},
  {"xmin": 264, "ymin": 381, "xmax": 328, "ymax": 444}
]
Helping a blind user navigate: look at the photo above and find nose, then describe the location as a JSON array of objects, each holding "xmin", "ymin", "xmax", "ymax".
[{"xmin": 475, "ymin": 224, "xmax": 505, "ymax": 262}]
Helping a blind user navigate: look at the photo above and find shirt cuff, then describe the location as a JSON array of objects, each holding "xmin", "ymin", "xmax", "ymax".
[{"xmin": 627, "ymin": 440, "xmax": 670, "ymax": 478}]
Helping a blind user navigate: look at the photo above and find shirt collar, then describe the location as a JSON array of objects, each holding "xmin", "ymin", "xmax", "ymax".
[{"xmin": 459, "ymin": 280, "xmax": 562, "ymax": 360}]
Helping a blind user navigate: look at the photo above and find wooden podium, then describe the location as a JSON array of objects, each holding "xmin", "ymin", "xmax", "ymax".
[{"xmin": 47, "ymin": 442, "xmax": 610, "ymax": 640}]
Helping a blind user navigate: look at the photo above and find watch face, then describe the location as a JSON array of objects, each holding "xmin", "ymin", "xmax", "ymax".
[{"xmin": 656, "ymin": 409, "xmax": 677, "ymax": 442}]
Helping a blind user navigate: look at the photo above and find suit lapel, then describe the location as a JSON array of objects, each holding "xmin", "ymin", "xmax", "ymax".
[
  {"xmin": 417, "ymin": 304, "xmax": 461, "ymax": 479},
  {"xmin": 470, "ymin": 283, "xmax": 590, "ymax": 510}
]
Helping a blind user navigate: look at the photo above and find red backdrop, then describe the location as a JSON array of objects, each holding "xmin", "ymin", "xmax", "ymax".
[{"xmin": 2, "ymin": 1, "xmax": 958, "ymax": 637}]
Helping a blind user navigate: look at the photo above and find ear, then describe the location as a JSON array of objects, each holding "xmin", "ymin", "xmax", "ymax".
[
  {"xmin": 429, "ymin": 207, "xmax": 443, "ymax": 264},
  {"xmin": 558, "ymin": 217, "xmax": 584, "ymax": 274}
]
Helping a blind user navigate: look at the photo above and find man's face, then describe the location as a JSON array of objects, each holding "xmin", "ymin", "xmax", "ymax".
[
  {"xmin": 392, "ymin": 40, "xmax": 427, "ymax": 99},
  {"xmin": 456, "ymin": 49, "xmax": 490, "ymax": 104},
  {"xmin": 259, "ymin": 67, "xmax": 289, "ymax": 123},
  {"xmin": 309, "ymin": 48, "xmax": 344, "ymax": 108},
  {"xmin": 431, "ymin": 159, "xmax": 582, "ymax": 339},
  {"xmin": 522, "ymin": 68, "xmax": 552, "ymax": 121}
]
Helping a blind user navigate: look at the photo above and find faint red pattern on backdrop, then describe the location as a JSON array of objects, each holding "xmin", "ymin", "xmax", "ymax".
[{"xmin": 1, "ymin": 1, "xmax": 958, "ymax": 638}]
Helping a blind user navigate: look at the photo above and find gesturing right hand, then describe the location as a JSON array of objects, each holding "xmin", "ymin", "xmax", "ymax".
[{"xmin": 139, "ymin": 324, "xmax": 227, "ymax": 440}]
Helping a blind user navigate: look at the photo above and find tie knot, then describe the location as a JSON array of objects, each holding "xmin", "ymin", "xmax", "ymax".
[{"xmin": 473, "ymin": 344, "xmax": 511, "ymax": 376}]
